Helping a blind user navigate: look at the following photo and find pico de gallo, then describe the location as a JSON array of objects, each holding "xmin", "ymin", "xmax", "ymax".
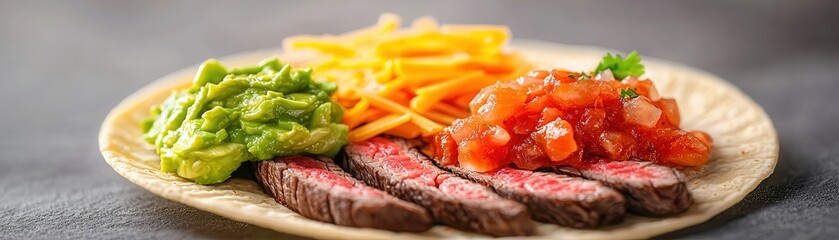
[{"xmin": 428, "ymin": 51, "xmax": 713, "ymax": 172}]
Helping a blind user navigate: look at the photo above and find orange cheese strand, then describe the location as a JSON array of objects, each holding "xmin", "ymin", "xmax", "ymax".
[
  {"xmin": 284, "ymin": 14, "xmax": 531, "ymax": 142},
  {"xmin": 348, "ymin": 113, "xmax": 412, "ymax": 142}
]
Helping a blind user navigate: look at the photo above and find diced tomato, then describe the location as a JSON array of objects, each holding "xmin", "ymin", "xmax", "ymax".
[
  {"xmin": 518, "ymin": 95, "xmax": 551, "ymax": 116},
  {"xmin": 549, "ymin": 69, "xmax": 580, "ymax": 84},
  {"xmin": 661, "ymin": 132, "xmax": 711, "ymax": 166},
  {"xmin": 538, "ymin": 108, "xmax": 563, "ymax": 128},
  {"xmin": 597, "ymin": 131, "xmax": 636, "ymax": 161},
  {"xmin": 655, "ymin": 98, "xmax": 681, "ymax": 126},
  {"xmin": 516, "ymin": 76, "xmax": 549, "ymax": 101},
  {"xmin": 532, "ymin": 119, "xmax": 577, "ymax": 162},
  {"xmin": 577, "ymin": 108, "xmax": 607, "ymax": 136},
  {"xmin": 457, "ymin": 131, "xmax": 511, "ymax": 172},
  {"xmin": 430, "ymin": 68, "xmax": 713, "ymax": 171},
  {"xmin": 470, "ymin": 83, "xmax": 527, "ymax": 124},
  {"xmin": 509, "ymin": 137, "xmax": 551, "ymax": 170},
  {"xmin": 623, "ymin": 78, "xmax": 660, "ymax": 100},
  {"xmin": 526, "ymin": 70, "xmax": 550, "ymax": 79},
  {"xmin": 448, "ymin": 118, "xmax": 470, "ymax": 142},
  {"xmin": 485, "ymin": 125, "xmax": 511, "ymax": 146},
  {"xmin": 508, "ymin": 113, "xmax": 540, "ymax": 135},
  {"xmin": 690, "ymin": 131, "xmax": 714, "ymax": 149},
  {"xmin": 429, "ymin": 131, "xmax": 458, "ymax": 166},
  {"xmin": 562, "ymin": 148, "xmax": 584, "ymax": 166},
  {"xmin": 551, "ymin": 80, "xmax": 617, "ymax": 109}
]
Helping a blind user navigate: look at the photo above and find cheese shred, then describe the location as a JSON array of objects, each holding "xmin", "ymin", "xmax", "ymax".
[{"xmin": 284, "ymin": 13, "xmax": 531, "ymax": 142}]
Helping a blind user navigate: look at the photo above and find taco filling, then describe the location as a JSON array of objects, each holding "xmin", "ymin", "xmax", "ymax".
[
  {"xmin": 116, "ymin": 15, "xmax": 767, "ymax": 238},
  {"xmin": 427, "ymin": 52, "xmax": 714, "ymax": 172},
  {"xmin": 141, "ymin": 58, "xmax": 348, "ymax": 184}
]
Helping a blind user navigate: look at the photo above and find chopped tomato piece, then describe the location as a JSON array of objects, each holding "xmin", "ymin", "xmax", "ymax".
[
  {"xmin": 661, "ymin": 132, "xmax": 711, "ymax": 166},
  {"xmin": 655, "ymin": 98, "xmax": 681, "ymax": 126},
  {"xmin": 549, "ymin": 69, "xmax": 580, "ymax": 84},
  {"xmin": 430, "ymin": 68, "xmax": 713, "ymax": 171},
  {"xmin": 509, "ymin": 137, "xmax": 551, "ymax": 170},
  {"xmin": 551, "ymin": 80, "xmax": 617, "ymax": 109},
  {"xmin": 597, "ymin": 131, "xmax": 636, "ymax": 161},
  {"xmin": 690, "ymin": 131, "xmax": 714, "ymax": 148},
  {"xmin": 470, "ymin": 83, "xmax": 527, "ymax": 124},
  {"xmin": 526, "ymin": 70, "xmax": 550, "ymax": 79},
  {"xmin": 532, "ymin": 119, "xmax": 577, "ymax": 162}
]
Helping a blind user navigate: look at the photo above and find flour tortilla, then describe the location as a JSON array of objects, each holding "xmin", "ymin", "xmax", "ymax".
[{"xmin": 99, "ymin": 40, "xmax": 778, "ymax": 239}]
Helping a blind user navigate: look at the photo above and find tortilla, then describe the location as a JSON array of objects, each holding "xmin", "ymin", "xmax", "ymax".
[{"xmin": 99, "ymin": 40, "xmax": 779, "ymax": 239}]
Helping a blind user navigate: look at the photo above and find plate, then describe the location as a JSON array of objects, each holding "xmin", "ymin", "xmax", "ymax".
[{"xmin": 99, "ymin": 40, "xmax": 778, "ymax": 239}]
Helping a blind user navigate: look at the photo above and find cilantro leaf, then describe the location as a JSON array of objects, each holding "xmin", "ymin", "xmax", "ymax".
[
  {"xmin": 594, "ymin": 51, "xmax": 645, "ymax": 80},
  {"xmin": 578, "ymin": 71, "xmax": 590, "ymax": 80},
  {"xmin": 619, "ymin": 88, "xmax": 639, "ymax": 98}
]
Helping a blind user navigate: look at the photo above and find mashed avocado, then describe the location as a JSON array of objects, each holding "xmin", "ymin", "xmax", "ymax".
[{"xmin": 141, "ymin": 58, "xmax": 348, "ymax": 184}]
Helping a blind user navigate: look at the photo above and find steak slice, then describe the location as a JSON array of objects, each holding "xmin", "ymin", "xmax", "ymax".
[
  {"xmin": 442, "ymin": 165, "xmax": 626, "ymax": 228},
  {"xmin": 554, "ymin": 159, "xmax": 693, "ymax": 216},
  {"xmin": 254, "ymin": 155, "xmax": 433, "ymax": 232},
  {"xmin": 341, "ymin": 137, "xmax": 535, "ymax": 236}
]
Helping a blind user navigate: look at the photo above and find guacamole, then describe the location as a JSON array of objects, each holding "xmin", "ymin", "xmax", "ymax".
[{"xmin": 141, "ymin": 58, "xmax": 348, "ymax": 184}]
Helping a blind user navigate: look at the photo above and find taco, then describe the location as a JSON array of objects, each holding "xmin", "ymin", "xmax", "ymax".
[{"xmin": 99, "ymin": 15, "xmax": 778, "ymax": 239}]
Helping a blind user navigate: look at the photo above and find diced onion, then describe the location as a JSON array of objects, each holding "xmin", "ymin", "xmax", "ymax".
[
  {"xmin": 622, "ymin": 97, "xmax": 662, "ymax": 128},
  {"xmin": 595, "ymin": 69, "xmax": 615, "ymax": 81}
]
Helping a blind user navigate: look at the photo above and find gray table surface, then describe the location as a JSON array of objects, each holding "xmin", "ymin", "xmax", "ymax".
[{"xmin": 2, "ymin": 1, "xmax": 837, "ymax": 239}]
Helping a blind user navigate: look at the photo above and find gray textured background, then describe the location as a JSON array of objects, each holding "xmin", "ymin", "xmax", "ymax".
[{"xmin": 1, "ymin": 0, "xmax": 838, "ymax": 239}]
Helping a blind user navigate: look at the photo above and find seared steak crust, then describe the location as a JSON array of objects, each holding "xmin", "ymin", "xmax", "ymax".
[
  {"xmin": 442, "ymin": 165, "xmax": 626, "ymax": 228},
  {"xmin": 555, "ymin": 160, "xmax": 693, "ymax": 216},
  {"xmin": 341, "ymin": 137, "xmax": 535, "ymax": 236},
  {"xmin": 254, "ymin": 156, "xmax": 433, "ymax": 232}
]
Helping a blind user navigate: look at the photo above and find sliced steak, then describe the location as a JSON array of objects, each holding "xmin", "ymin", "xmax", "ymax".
[
  {"xmin": 442, "ymin": 165, "xmax": 626, "ymax": 228},
  {"xmin": 254, "ymin": 155, "xmax": 433, "ymax": 232},
  {"xmin": 341, "ymin": 136, "xmax": 534, "ymax": 236},
  {"xmin": 554, "ymin": 159, "xmax": 693, "ymax": 216}
]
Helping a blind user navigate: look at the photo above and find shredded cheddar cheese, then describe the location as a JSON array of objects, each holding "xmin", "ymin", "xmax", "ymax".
[{"xmin": 283, "ymin": 13, "xmax": 532, "ymax": 142}]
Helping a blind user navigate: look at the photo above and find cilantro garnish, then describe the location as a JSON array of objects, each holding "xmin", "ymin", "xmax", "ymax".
[
  {"xmin": 483, "ymin": 123, "xmax": 493, "ymax": 127},
  {"xmin": 594, "ymin": 51, "xmax": 645, "ymax": 80},
  {"xmin": 619, "ymin": 88, "xmax": 639, "ymax": 98},
  {"xmin": 578, "ymin": 71, "xmax": 590, "ymax": 80}
]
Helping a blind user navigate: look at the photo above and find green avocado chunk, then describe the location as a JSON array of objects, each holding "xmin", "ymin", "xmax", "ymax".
[{"xmin": 142, "ymin": 58, "xmax": 348, "ymax": 184}]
